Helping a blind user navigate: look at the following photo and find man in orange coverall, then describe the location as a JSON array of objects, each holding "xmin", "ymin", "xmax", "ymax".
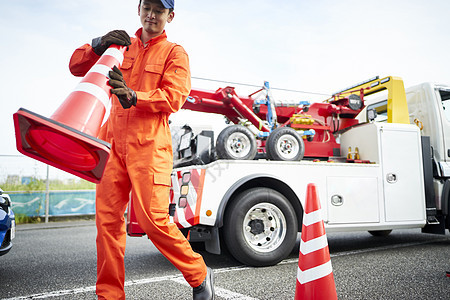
[{"xmin": 69, "ymin": 0, "xmax": 214, "ymax": 299}]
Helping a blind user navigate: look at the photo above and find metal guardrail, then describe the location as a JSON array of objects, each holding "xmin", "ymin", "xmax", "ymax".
[{"xmin": 1, "ymin": 155, "xmax": 96, "ymax": 221}]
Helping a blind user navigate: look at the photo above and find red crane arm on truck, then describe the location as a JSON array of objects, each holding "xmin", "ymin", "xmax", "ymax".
[
  {"xmin": 184, "ymin": 87, "xmax": 299, "ymax": 126},
  {"xmin": 183, "ymin": 83, "xmax": 366, "ymax": 158}
]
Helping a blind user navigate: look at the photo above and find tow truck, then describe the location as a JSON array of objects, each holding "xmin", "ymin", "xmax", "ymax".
[{"xmin": 127, "ymin": 75, "xmax": 450, "ymax": 267}]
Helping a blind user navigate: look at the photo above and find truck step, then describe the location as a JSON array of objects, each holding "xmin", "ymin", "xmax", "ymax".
[{"xmin": 426, "ymin": 216, "xmax": 440, "ymax": 225}]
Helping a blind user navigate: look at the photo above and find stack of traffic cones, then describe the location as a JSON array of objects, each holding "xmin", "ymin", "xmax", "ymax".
[{"xmin": 295, "ymin": 183, "xmax": 337, "ymax": 300}]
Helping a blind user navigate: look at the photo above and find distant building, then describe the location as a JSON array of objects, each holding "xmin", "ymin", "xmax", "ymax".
[
  {"xmin": 6, "ymin": 175, "xmax": 20, "ymax": 185},
  {"xmin": 21, "ymin": 176, "xmax": 32, "ymax": 185}
]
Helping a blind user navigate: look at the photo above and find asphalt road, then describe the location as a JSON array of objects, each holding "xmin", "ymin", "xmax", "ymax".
[{"xmin": 1, "ymin": 220, "xmax": 449, "ymax": 300}]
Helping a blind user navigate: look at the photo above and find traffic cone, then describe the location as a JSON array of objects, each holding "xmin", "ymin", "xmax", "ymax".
[
  {"xmin": 13, "ymin": 45, "xmax": 126, "ymax": 183},
  {"xmin": 295, "ymin": 183, "xmax": 337, "ymax": 300}
]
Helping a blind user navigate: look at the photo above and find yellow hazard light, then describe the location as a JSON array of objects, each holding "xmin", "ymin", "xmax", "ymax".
[
  {"xmin": 206, "ymin": 210, "xmax": 212, "ymax": 217},
  {"xmin": 180, "ymin": 185, "xmax": 189, "ymax": 196}
]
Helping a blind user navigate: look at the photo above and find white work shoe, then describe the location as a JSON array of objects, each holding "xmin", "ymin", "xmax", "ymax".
[{"xmin": 193, "ymin": 267, "xmax": 215, "ymax": 300}]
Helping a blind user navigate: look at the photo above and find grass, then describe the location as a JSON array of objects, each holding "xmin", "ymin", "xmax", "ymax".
[
  {"xmin": 14, "ymin": 214, "xmax": 42, "ymax": 224},
  {"xmin": 1, "ymin": 178, "xmax": 95, "ymax": 192}
]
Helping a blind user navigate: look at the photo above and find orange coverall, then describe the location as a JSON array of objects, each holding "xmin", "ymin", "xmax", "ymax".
[{"xmin": 69, "ymin": 29, "xmax": 207, "ymax": 299}]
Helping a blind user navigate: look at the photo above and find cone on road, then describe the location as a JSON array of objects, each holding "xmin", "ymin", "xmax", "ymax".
[
  {"xmin": 295, "ymin": 183, "xmax": 337, "ymax": 300},
  {"xmin": 13, "ymin": 45, "xmax": 126, "ymax": 183}
]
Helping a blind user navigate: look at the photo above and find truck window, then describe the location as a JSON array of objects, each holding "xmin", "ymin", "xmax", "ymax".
[
  {"xmin": 439, "ymin": 88, "xmax": 450, "ymax": 122},
  {"xmin": 367, "ymin": 100, "xmax": 388, "ymax": 122}
]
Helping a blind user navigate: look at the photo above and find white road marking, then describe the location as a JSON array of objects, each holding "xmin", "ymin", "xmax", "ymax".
[
  {"xmin": 3, "ymin": 267, "xmax": 257, "ymax": 300},
  {"xmin": 280, "ymin": 237, "xmax": 449, "ymax": 266},
  {"xmin": 172, "ymin": 274, "xmax": 259, "ymax": 300},
  {"xmin": 4, "ymin": 238, "xmax": 447, "ymax": 300},
  {"xmin": 2, "ymin": 286, "xmax": 96, "ymax": 300}
]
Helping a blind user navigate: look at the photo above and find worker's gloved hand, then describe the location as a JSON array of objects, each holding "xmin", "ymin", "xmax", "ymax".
[
  {"xmin": 92, "ymin": 30, "xmax": 131, "ymax": 56},
  {"xmin": 109, "ymin": 66, "xmax": 137, "ymax": 109}
]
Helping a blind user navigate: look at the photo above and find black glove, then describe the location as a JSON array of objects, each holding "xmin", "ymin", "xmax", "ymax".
[
  {"xmin": 92, "ymin": 30, "xmax": 131, "ymax": 56},
  {"xmin": 109, "ymin": 66, "xmax": 137, "ymax": 109}
]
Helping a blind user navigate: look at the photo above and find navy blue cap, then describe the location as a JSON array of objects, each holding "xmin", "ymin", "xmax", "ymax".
[{"xmin": 160, "ymin": 0, "xmax": 174, "ymax": 9}]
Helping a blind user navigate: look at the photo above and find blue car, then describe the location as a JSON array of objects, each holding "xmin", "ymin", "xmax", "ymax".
[{"xmin": 0, "ymin": 188, "xmax": 15, "ymax": 256}]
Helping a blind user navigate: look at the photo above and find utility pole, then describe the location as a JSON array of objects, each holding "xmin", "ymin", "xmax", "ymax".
[{"xmin": 45, "ymin": 165, "xmax": 50, "ymax": 223}]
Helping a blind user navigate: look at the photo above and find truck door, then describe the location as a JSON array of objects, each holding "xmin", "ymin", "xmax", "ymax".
[
  {"xmin": 436, "ymin": 87, "xmax": 450, "ymax": 163},
  {"xmin": 406, "ymin": 84, "xmax": 450, "ymax": 168}
]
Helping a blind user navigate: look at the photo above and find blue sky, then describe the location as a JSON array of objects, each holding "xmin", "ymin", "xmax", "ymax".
[{"xmin": 1, "ymin": 0, "xmax": 450, "ymax": 157}]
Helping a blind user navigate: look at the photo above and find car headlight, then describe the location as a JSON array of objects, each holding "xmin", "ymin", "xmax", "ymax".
[{"xmin": 0, "ymin": 196, "xmax": 10, "ymax": 211}]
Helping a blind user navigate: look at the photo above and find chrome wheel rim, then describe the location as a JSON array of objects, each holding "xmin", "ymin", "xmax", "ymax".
[
  {"xmin": 242, "ymin": 203, "xmax": 287, "ymax": 252},
  {"xmin": 226, "ymin": 132, "xmax": 251, "ymax": 158},
  {"xmin": 275, "ymin": 134, "xmax": 299, "ymax": 159}
]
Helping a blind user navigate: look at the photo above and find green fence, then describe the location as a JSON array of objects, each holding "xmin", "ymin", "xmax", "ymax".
[{"xmin": 9, "ymin": 190, "xmax": 96, "ymax": 217}]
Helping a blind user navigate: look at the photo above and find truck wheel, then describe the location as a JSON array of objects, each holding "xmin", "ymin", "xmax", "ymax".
[
  {"xmin": 266, "ymin": 127, "xmax": 304, "ymax": 161},
  {"xmin": 216, "ymin": 125, "xmax": 257, "ymax": 160},
  {"xmin": 223, "ymin": 187, "xmax": 298, "ymax": 266},
  {"xmin": 368, "ymin": 230, "xmax": 392, "ymax": 236}
]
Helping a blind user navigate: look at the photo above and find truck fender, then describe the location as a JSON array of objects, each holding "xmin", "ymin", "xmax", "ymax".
[{"xmin": 215, "ymin": 173, "xmax": 303, "ymax": 230}]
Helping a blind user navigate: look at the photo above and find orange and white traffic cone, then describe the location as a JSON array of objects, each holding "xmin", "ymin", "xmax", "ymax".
[
  {"xmin": 295, "ymin": 183, "xmax": 337, "ymax": 300},
  {"xmin": 13, "ymin": 45, "xmax": 126, "ymax": 183}
]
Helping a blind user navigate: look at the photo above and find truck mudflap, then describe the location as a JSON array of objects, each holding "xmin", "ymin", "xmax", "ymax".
[
  {"xmin": 183, "ymin": 225, "xmax": 221, "ymax": 254},
  {"xmin": 421, "ymin": 137, "xmax": 438, "ymax": 221}
]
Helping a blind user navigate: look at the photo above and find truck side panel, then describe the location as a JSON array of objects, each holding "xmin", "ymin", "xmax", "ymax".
[
  {"xmin": 171, "ymin": 123, "xmax": 426, "ymax": 233},
  {"xmin": 380, "ymin": 125, "xmax": 426, "ymax": 221}
]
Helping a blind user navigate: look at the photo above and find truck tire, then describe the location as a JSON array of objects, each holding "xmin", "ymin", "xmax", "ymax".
[
  {"xmin": 223, "ymin": 187, "xmax": 298, "ymax": 266},
  {"xmin": 266, "ymin": 127, "xmax": 304, "ymax": 161},
  {"xmin": 216, "ymin": 125, "xmax": 257, "ymax": 160}
]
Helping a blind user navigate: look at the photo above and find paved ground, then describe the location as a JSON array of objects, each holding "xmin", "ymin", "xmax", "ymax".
[{"xmin": 0, "ymin": 220, "xmax": 449, "ymax": 299}]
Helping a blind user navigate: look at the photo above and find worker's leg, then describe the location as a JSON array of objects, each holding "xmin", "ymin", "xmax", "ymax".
[
  {"xmin": 131, "ymin": 173, "xmax": 207, "ymax": 288},
  {"xmin": 95, "ymin": 150, "xmax": 131, "ymax": 300}
]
